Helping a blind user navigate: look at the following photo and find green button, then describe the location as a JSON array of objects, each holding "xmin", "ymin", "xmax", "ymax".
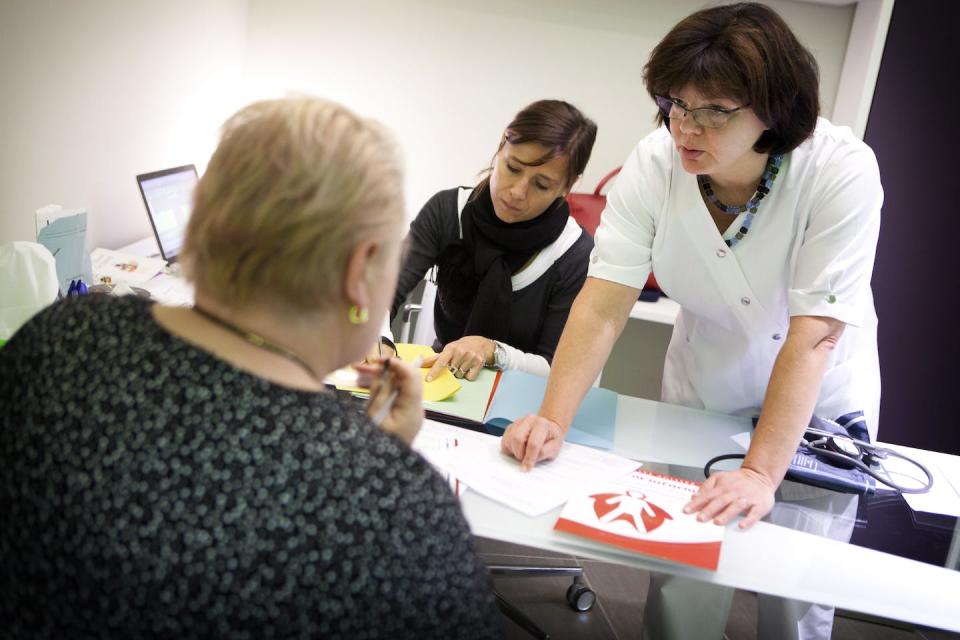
[{"xmin": 826, "ymin": 294, "xmax": 837, "ymax": 303}]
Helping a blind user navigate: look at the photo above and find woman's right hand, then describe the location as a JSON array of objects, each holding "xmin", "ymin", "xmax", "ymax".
[
  {"xmin": 356, "ymin": 358, "xmax": 424, "ymax": 445},
  {"xmin": 500, "ymin": 414, "xmax": 566, "ymax": 471}
]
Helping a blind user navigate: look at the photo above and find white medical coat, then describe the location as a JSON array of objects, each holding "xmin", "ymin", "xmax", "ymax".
[{"xmin": 590, "ymin": 119, "xmax": 883, "ymax": 438}]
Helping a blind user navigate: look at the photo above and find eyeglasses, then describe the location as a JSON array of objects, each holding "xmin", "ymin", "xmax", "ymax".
[{"xmin": 654, "ymin": 95, "xmax": 747, "ymax": 129}]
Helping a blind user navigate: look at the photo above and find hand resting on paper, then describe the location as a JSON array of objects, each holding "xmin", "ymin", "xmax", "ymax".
[
  {"xmin": 683, "ymin": 467, "xmax": 776, "ymax": 530},
  {"xmin": 423, "ymin": 335, "xmax": 495, "ymax": 382},
  {"xmin": 500, "ymin": 413, "xmax": 566, "ymax": 471}
]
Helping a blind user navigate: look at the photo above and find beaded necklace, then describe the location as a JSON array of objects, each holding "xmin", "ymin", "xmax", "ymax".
[
  {"xmin": 697, "ymin": 153, "xmax": 783, "ymax": 247},
  {"xmin": 192, "ymin": 305, "xmax": 321, "ymax": 383}
]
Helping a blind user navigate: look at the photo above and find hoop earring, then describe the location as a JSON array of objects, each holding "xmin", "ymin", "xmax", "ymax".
[{"xmin": 348, "ymin": 305, "xmax": 369, "ymax": 325}]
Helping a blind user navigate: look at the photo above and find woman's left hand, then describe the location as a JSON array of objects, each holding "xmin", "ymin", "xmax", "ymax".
[
  {"xmin": 423, "ymin": 336, "xmax": 495, "ymax": 382},
  {"xmin": 683, "ymin": 467, "xmax": 776, "ymax": 530}
]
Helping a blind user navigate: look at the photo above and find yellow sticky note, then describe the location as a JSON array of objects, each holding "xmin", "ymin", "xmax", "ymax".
[
  {"xmin": 396, "ymin": 342, "xmax": 462, "ymax": 402},
  {"xmin": 396, "ymin": 343, "xmax": 436, "ymax": 363},
  {"xmin": 421, "ymin": 367, "xmax": 461, "ymax": 401},
  {"xmin": 325, "ymin": 343, "xmax": 462, "ymax": 402}
]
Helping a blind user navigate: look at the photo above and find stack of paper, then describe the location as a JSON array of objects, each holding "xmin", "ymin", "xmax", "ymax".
[
  {"xmin": 324, "ymin": 343, "xmax": 463, "ymax": 403},
  {"xmin": 555, "ymin": 469, "xmax": 725, "ymax": 570},
  {"xmin": 429, "ymin": 425, "xmax": 639, "ymax": 516},
  {"xmin": 411, "ymin": 419, "xmax": 490, "ymax": 496},
  {"xmin": 91, "ymin": 248, "xmax": 166, "ymax": 287}
]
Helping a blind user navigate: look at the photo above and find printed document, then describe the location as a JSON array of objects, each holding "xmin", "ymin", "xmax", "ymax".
[
  {"xmin": 555, "ymin": 469, "xmax": 725, "ymax": 570},
  {"xmin": 430, "ymin": 426, "xmax": 639, "ymax": 516},
  {"xmin": 91, "ymin": 248, "xmax": 166, "ymax": 286},
  {"xmin": 878, "ymin": 442, "xmax": 960, "ymax": 517}
]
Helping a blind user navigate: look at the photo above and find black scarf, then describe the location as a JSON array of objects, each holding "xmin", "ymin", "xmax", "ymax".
[{"xmin": 436, "ymin": 185, "xmax": 569, "ymax": 343}]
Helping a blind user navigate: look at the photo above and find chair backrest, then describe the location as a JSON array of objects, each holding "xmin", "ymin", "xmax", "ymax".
[
  {"xmin": 412, "ymin": 278, "xmax": 437, "ymax": 346},
  {"xmin": 396, "ymin": 275, "xmax": 438, "ymax": 346}
]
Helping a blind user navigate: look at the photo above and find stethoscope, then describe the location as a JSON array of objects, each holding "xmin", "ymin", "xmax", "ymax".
[{"xmin": 704, "ymin": 426, "xmax": 934, "ymax": 494}]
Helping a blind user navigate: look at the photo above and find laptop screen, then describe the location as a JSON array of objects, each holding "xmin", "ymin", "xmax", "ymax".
[{"xmin": 136, "ymin": 164, "xmax": 198, "ymax": 263}]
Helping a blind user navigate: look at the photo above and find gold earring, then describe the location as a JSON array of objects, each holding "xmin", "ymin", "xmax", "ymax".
[{"xmin": 348, "ymin": 305, "xmax": 369, "ymax": 325}]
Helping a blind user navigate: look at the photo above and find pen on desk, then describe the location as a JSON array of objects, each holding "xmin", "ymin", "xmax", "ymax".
[{"xmin": 369, "ymin": 356, "xmax": 422, "ymax": 426}]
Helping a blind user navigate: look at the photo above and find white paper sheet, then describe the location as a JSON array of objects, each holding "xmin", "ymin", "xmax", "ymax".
[
  {"xmin": 730, "ymin": 431, "xmax": 752, "ymax": 451},
  {"xmin": 428, "ymin": 424, "xmax": 641, "ymax": 516},
  {"xmin": 139, "ymin": 271, "xmax": 194, "ymax": 306},
  {"xmin": 877, "ymin": 442, "xmax": 960, "ymax": 517},
  {"xmin": 91, "ymin": 248, "xmax": 166, "ymax": 286},
  {"xmin": 411, "ymin": 419, "xmax": 489, "ymax": 496}
]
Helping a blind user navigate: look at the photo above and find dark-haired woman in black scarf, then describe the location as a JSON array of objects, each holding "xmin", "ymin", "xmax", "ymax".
[{"xmin": 390, "ymin": 99, "xmax": 598, "ymax": 383}]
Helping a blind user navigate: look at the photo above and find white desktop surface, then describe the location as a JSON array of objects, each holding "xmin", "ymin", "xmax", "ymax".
[
  {"xmin": 113, "ymin": 237, "xmax": 960, "ymax": 630},
  {"xmin": 118, "ymin": 235, "xmax": 162, "ymax": 258},
  {"xmin": 629, "ymin": 296, "xmax": 680, "ymax": 325},
  {"xmin": 460, "ymin": 395, "xmax": 960, "ymax": 632},
  {"xmin": 108, "ymin": 236, "xmax": 193, "ymax": 306}
]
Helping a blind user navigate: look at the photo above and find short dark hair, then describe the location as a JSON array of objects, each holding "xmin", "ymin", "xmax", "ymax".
[
  {"xmin": 643, "ymin": 2, "xmax": 819, "ymax": 155},
  {"xmin": 478, "ymin": 99, "xmax": 598, "ymax": 191}
]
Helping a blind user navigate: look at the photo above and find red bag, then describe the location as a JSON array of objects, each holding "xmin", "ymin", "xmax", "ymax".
[{"xmin": 567, "ymin": 168, "xmax": 660, "ymax": 292}]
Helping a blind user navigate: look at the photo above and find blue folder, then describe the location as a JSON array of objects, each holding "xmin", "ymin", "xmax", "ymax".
[{"xmin": 483, "ymin": 370, "xmax": 617, "ymax": 449}]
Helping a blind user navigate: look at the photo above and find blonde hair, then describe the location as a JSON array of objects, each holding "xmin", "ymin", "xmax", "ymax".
[{"xmin": 180, "ymin": 97, "xmax": 404, "ymax": 312}]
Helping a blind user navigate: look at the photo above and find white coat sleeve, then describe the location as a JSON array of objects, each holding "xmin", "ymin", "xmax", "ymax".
[
  {"xmin": 587, "ymin": 137, "xmax": 664, "ymax": 289},
  {"xmin": 788, "ymin": 140, "xmax": 883, "ymax": 327}
]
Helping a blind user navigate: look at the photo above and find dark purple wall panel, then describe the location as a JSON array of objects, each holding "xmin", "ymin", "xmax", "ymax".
[{"xmin": 864, "ymin": 0, "xmax": 959, "ymax": 454}]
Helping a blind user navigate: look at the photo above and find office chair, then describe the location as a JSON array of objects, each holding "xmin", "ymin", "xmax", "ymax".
[
  {"xmin": 396, "ymin": 276, "xmax": 599, "ymax": 639},
  {"xmin": 397, "ymin": 274, "xmax": 437, "ymax": 345},
  {"xmin": 489, "ymin": 565, "xmax": 596, "ymax": 639}
]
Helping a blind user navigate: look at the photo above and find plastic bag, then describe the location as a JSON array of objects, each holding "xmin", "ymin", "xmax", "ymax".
[{"xmin": 0, "ymin": 241, "xmax": 60, "ymax": 342}]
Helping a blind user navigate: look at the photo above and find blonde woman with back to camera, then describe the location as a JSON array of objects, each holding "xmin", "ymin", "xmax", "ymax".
[{"xmin": 0, "ymin": 97, "xmax": 501, "ymax": 638}]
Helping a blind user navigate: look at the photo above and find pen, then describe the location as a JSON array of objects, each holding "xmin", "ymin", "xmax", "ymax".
[{"xmin": 370, "ymin": 356, "xmax": 422, "ymax": 426}]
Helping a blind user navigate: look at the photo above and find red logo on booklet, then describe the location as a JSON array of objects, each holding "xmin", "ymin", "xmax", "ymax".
[{"xmin": 589, "ymin": 490, "xmax": 673, "ymax": 533}]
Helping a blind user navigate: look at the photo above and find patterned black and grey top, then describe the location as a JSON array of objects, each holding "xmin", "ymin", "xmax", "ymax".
[{"xmin": 0, "ymin": 295, "xmax": 501, "ymax": 639}]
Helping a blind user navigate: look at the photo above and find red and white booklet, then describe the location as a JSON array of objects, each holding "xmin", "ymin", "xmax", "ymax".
[{"xmin": 554, "ymin": 469, "xmax": 724, "ymax": 570}]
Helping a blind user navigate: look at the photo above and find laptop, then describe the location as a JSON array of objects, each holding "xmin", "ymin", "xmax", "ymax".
[{"xmin": 136, "ymin": 164, "xmax": 199, "ymax": 264}]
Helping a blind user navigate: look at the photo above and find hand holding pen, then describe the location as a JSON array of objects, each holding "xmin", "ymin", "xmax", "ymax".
[{"xmin": 356, "ymin": 356, "xmax": 424, "ymax": 445}]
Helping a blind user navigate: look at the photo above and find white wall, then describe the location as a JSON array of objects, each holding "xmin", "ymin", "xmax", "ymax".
[
  {"xmin": 0, "ymin": 0, "xmax": 247, "ymax": 249},
  {"xmin": 0, "ymin": 0, "xmax": 854, "ymax": 250},
  {"xmin": 832, "ymin": 0, "xmax": 894, "ymax": 138},
  {"xmin": 243, "ymin": 0, "xmax": 854, "ymax": 226}
]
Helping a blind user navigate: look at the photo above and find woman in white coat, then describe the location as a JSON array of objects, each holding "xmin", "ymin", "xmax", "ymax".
[{"xmin": 501, "ymin": 3, "xmax": 882, "ymax": 639}]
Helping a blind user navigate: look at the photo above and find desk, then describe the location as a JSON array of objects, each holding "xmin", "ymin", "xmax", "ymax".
[
  {"xmin": 459, "ymin": 395, "xmax": 960, "ymax": 632},
  {"xmin": 118, "ymin": 235, "xmax": 162, "ymax": 258},
  {"xmin": 98, "ymin": 237, "xmax": 194, "ymax": 306},
  {"xmin": 629, "ymin": 296, "xmax": 680, "ymax": 325}
]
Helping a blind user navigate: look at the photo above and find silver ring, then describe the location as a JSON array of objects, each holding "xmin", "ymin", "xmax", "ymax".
[{"xmin": 453, "ymin": 368, "xmax": 466, "ymax": 379}]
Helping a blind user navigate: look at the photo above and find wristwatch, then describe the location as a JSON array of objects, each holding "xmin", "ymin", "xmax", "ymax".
[{"xmin": 489, "ymin": 340, "xmax": 506, "ymax": 371}]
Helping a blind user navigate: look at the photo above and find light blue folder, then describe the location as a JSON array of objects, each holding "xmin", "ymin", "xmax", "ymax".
[
  {"xmin": 483, "ymin": 370, "xmax": 617, "ymax": 449},
  {"xmin": 36, "ymin": 212, "xmax": 93, "ymax": 296}
]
